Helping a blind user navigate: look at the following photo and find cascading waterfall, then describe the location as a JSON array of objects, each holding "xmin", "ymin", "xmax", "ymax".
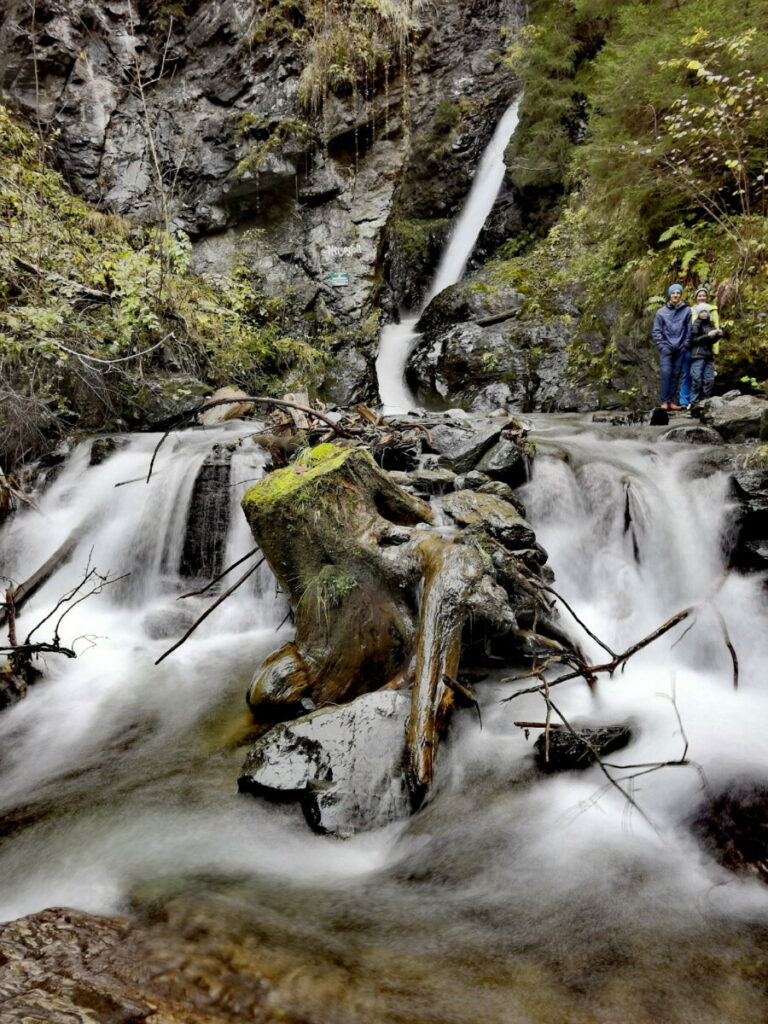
[
  {"xmin": 2, "ymin": 417, "xmax": 768, "ymax": 1020},
  {"xmin": 376, "ymin": 96, "xmax": 522, "ymax": 413}
]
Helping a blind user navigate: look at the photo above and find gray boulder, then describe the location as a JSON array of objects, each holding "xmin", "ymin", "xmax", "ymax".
[
  {"xmin": 440, "ymin": 490, "xmax": 536, "ymax": 549},
  {"xmin": 238, "ymin": 690, "xmax": 411, "ymax": 837},
  {"xmin": 699, "ymin": 394, "xmax": 768, "ymax": 442},
  {"xmin": 475, "ymin": 434, "xmax": 531, "ymax": 487},
  {"xmin": 427, "ymin": 419, "xmax": 505, "ymax": 473}
]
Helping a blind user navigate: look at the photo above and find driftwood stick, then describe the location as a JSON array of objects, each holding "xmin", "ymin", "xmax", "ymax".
[
  {"xmin": 0, "ymin": 521, "xmax": 91, "ymax": 627},
  {"xmin": 501, "ymin": 607, "xmax": 693, "ymax": 703},
  {"xmin": 145, "ymin": 397, "xmax": 352, "ymax": 484},
  {"xmin": 711, "ymin": 605, "xmax": 739, "ymax": 690},
  {"xmin": 0, "ymin": 642, "xmax": 76, "ymax": 658},
  {"xmin": 540, "ymin": 584, "xmax": 617, "ymax": 659},
  {"xmin": 178, "ymin": 548, "xmax": 261, "ymax": 599},
  {"xmin": 155, "ymin": 559, "xmax": 262, "ymax": 665},
  {"xmin": 443, "ymin": 673, "xmax": 482, "ymax": 730},
  {"xmin": 5, "ymin": 589, "xmax": 17, "ymax": 647},
  {"xmin": 14, "ymin": 255, "xmax": 112, "ymax": 302}
]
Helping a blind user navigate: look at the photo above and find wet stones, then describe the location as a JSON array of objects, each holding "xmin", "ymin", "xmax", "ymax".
[
  {"xmin": 89, "ymin": 436, "xmax": 127, "ymax": 466},
  {"xmin": 426, "ymin": 420, "xmax": 505, "ymax": 473},
  {"xmin": 238, "ymin": 690, "xmax": 412, "ymax": 837},
  {"xmin": 179, "ymin": 446, "xmax": 232, "ymax": 579},
  {"xmin": 534, "ymin": 724, "xmax": 632, "ymax": 772},
  {"xmin": 691, "ymin": 780, "xmax": 768, "ymax": 883},
  {"xmin": 659, "ymin": 424, "xmax": 723, "ymax": 445},
  {"xmin": 699, "ymin": 393, "xmax": 768, "ymax": 443},
  {"xmin": 440, "ymin": 490, "xmax": 536, "ymax": 550}
]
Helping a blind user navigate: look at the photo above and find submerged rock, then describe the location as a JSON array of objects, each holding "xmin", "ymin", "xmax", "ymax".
[
  {"xmin": 534, "ymin": 724, "xmax": 632, "ymax": 772},
  {"xmin": 89, "ymin": 436, "xmax": 127, "ymax": 466},
  {"xmin": 239, "ymin": 690, "xmax": 411, "ymax": 836},
  {"xmin": 691, "ymin": 780, "xmax": 768, "ymax": 883},
  {"xmin": 179, "ymin": 446, "xmax": 232, "ymax": 579},
  {"xmin": 659, "ymin": 424, "xmax": 723, "ymax": 445}
]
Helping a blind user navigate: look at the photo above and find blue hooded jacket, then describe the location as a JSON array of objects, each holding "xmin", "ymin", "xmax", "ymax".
[{"xmin": 652, "ymin": 301, "xmax": 692, "ymax": 351}]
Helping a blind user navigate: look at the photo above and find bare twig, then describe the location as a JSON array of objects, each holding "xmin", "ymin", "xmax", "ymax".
[
  {"xmin": 14, "ymin": 256, "xmax": 112, "ymax": 302},
  {"xmin": 544, "ymin": 693, "xmax": 661, "ymax": 835},
  {"xmin": 443, "ymin": 672, "xmax": 482, "ymax": 730},
  {"xmin": 155, "ymin": 559, "xmax": 262, "ymax": 664},
  {"xmin": 711, "ymin": 605, "xmax": 739, "ymax": 690},
  {"xmin": 540, "ymin": 584, "xmax": 617, "ymax": 659},
  {"xmin": 178, "ymin": 549, "xmax": 262, "ymax": 599},
  {"xmin": 501, "ymin": 607, "xmax": 694, "ymax": 702}
]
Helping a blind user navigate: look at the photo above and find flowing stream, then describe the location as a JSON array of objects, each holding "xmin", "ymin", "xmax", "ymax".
[
  {"xmin": 1, "ymin": 417, "xmax": 768, "ymax": 1021},
  {"xmin": 376, "ymin": 97, "xmax": 522, "ymax": 414}
]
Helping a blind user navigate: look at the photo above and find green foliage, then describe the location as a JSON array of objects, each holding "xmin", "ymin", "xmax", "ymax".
[
  {"xmin": 233, "ymin": 114, "xmax": 317, "ymax": 176},
  {"xmin": 251, "ymin": 0, "xmax": 415, "ymax": 114},
  {"xmin": 503, "ymin": 0, "xmax": 609, "ymax": 189},
  {"xmin": 0, "ymin": 105, "xmax": 325, "ymax": 468},
  {"xmin": 499, "ymin": 0, "xmax": 768, "ymax": 391},
  {"xmin": 392, "ymin": 218, "xmax": 449, "ymax": 261}
]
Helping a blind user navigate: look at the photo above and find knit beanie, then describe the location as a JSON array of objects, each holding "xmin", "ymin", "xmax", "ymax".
[{"xmin": 668, "ymin": 284, "xmax": 683, "ymax": 295}]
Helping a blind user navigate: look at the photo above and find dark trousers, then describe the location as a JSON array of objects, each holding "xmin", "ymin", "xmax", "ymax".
[
  {"xmin": 679, "ymin": 349, "xmax": 692, "ymax": 405},
  {"xmin": 659, "ymin": 346, "xmax": 683, "ymax": 405},
  {"xmin": 690, "ymin": 358, "xmax": 715, "ymax": 404}
]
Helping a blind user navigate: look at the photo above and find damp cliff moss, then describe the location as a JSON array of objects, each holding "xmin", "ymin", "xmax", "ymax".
[{"xmin": 0, "ymin": 103, "xmax": 324, "ymax": 469}]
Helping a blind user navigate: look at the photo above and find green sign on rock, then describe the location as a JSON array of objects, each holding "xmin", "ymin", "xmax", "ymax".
[{"xmin": 329, "ymin": 272, "xmax": 350, "ymax": 287}]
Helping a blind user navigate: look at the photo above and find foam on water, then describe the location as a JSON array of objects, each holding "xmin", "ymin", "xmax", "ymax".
[{"xmin": 2, "ymin": 418, "xmax": 768, "ymax": 1021}]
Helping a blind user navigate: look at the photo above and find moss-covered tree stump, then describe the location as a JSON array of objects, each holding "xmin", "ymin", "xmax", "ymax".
[
  {"xmin": 241, "ymin": 443, "xmax": 551, "ymax": 814},
  {"xmin": 242, "ymin": 445, "xmax": 432, "ymax": 717}
]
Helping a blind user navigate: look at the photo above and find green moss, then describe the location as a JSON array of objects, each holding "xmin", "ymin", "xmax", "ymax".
[
  {"xmin": 743, "ymin": 444, "xmax": 768, "ymax": 471},
  {"xmin": 297, "ymin": 564, "xmax": 358, "ymax": 632},
  {"xmin": 242, "ymin": 444, "xmax": 372, "ymax": 516},
  {"xmin": 0, "ymin": 104, "xmax": 328, "ymax": 466},
  {"xmin": 392, "ymin": 218, "xmax": 449, "ymax": 261}
]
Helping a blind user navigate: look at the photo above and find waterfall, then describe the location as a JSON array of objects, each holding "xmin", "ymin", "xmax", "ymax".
[{"xmin": 376, "ymin": 96, "xmax": 522, "ymax": 413}]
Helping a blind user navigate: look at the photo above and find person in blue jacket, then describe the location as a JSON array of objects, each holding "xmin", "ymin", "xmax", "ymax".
[{"xmin": 652, "ymin": 284, "xmax": 691, "ymax": 410}]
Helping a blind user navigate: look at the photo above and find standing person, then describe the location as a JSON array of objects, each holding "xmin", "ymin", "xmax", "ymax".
[
  {"xmin": 690, "ymin": 285, "xmax": 720, "ymax": 347},
  {"xmin": 680, "ymin": 287, "xmax": 719, "ymax": 404},
  {"xmin": 689, "ymin": 303, "xmax": 723, "ymax": 406},
  {"xmin": 652, "ymin": 284, "xmax": 691, "ymax": 411}
]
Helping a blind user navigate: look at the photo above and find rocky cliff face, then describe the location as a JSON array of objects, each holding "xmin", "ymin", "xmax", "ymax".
[{"xmin": 0, "ymin": 0, "xmax": 524, "ymax": 402}]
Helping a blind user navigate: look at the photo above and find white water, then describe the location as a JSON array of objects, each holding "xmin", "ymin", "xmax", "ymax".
[
  {"xmin": 2, "ymin": 419, "xmax": 768, "ymax": 1020},
  {"xmin": 375, "ymin": 97, "xmax": 522, "ymax": 414}
]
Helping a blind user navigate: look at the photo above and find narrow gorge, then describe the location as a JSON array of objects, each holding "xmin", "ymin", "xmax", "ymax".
[{"xmin": 3, "ymin": 2, "xmax": 768, "ymax": 1023}]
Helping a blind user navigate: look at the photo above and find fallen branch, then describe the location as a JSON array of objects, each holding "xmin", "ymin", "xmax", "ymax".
[
  {"xmin": 712, "ymin": 605, "xmax": 739, "ymax": 690},
  {"xmin": 501, "ymin": 607, "xmax": 694, "ymax": 702},
  {"xmin": 0, "ymin": 520, "xmax": 92, "ymax": 627},
  {"xmin": 178, "ymin": 546, "xmax": 260, "ymax": 599},
  {"xmin": 540, "ymin": 584, "xmax": 617, "ymax": 659},
  {"xmin": 145, "ymin": 397, "xmax": 353, "ymax": 484},
  {"xmin": 14, "ymin": 255, "xmax": 112, "ymax": 303},
  {"xmin": 155, "ymin": 558, "xmax": 263, "ymax": 665},
  {"xmin": 443, "ymin": 672, "xmax": 482, "ymax": 730},
  {"xmin": 544, "ymin": 693, "xmax": 660, "ymax": 835}
]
